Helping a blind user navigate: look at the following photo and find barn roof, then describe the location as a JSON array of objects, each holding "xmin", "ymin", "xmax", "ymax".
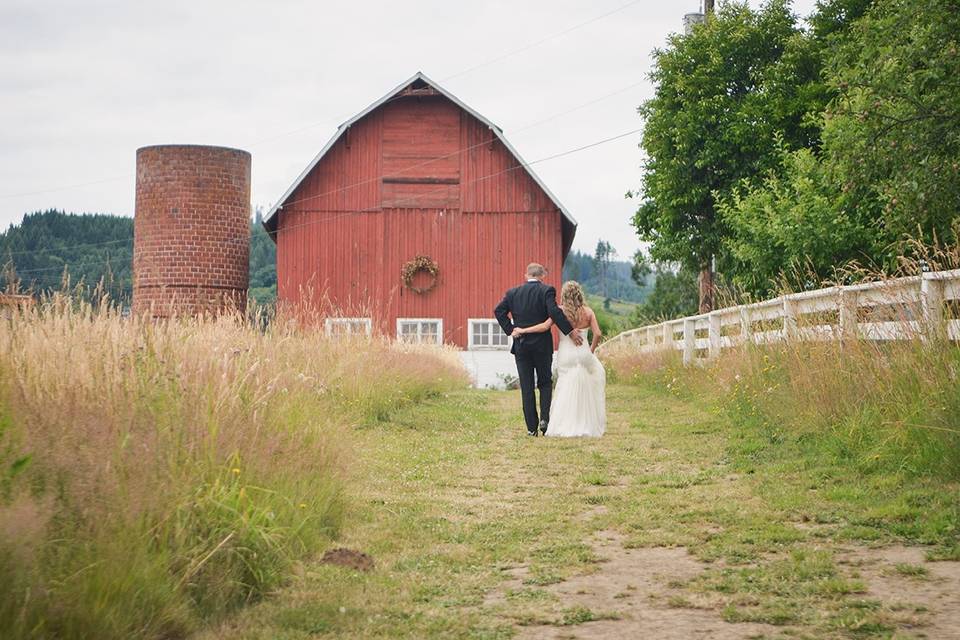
[{"xmin": 263, "ymin": 71, "xmax": 577, "ymax": 239}]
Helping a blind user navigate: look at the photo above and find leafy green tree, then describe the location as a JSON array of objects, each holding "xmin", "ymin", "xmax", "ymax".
[
  {"xmin": 633, "ymin": 0, "xmax": 826, "ymax": 309},
  {"xmin": 719, "ymin": 0, "xmax": 959, "ymax": 294},
  {"xmin": 631, "ymin": 265, "xmax": 700, "ymax": 324},
  {"xmin": 808, "ymin": 0, "xmax": 873, "ymax": 39},
  {"xmin": 629, "ymin": 249, "xmax": 651, "ymax": 288},
  {"xmin": 823, "ymin": 0, "xmax": 960, "ymax": 250},
  {"xmin": 718, "ymin": 146, "xmax": 878, "ymax": 295}
]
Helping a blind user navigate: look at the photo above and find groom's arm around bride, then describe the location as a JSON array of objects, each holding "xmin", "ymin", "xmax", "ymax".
[
  {"xmin": 493, "ymin": 263, "xmax": 581, "ymax": 436},
  {"xmin": 493, "ymin": 271, "xmax": 580, "ymax": 352}
]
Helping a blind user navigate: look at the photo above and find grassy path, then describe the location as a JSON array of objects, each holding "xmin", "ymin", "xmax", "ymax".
[{"xmin": 204, "ymin": 384, "xmax": 959, "ymax": 639}]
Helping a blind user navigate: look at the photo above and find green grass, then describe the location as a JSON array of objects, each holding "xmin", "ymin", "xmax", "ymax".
[
  {"xmin": 892, "ymin": 563, "xmax": 929, "ymax": 579},
  {"xmin": 558, "ymin": 606, "xmax": 619, "ymax": 625},
  {"xmin": 585, "ymin": 293, "xmax": 636, "ymax": 334},
  {"xmin": 198, "ymin": 379, "xmax": 957, "ymax": 639},
  {"xmin": 585, "ymin": 293, "xmax": 636, "ymax": 317},
  {"xmin": 0, "ymin": 302, "xmax": 467, "ymax": 639},
  {"xmin": 7, "ymin": 297, "xmax": 957, "ymax": 639}
]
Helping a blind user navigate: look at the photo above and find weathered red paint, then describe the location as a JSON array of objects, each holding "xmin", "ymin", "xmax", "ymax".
[{"xmin": 269, "ymin": 77, "xmax": 575, "ymax": 348}]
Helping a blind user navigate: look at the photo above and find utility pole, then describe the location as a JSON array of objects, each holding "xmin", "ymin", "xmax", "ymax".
[
  {"xmin": 698, "ymin": 0, "xmax": 716, "ymax": 314},
  {"xmin": 681, "ymin": 1, "xmax": 719, "ymax": 313}
]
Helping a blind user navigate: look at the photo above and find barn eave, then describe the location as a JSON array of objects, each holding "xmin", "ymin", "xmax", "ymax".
[{"xmin": 262, "ymin": 71, "xmax": 577, "ymax": 247}]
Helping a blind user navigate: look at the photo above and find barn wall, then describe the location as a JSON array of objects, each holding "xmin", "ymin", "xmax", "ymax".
[
  {"xmin": 277, "ymin": 208, "xmax": 562, "ymax": 347},
  {"xmin": 460, "ymin": 113, "xmax": 556, "ymax": 213},
  {"xmin": 275, "ymin": 94, "xmax": 566, "ymax": 349}
]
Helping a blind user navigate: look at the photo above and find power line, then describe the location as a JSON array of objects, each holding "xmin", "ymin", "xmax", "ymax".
[
  {"xmin": 2, "ymin": 80, "xmax": 646, "ymax": 257},
  {"xmin": 271, "ymin": 127, "xmax": 642, "ymax": 238},
  {"xmin": 0, "ymin": 175, "xmax": 132, "ymax": 200},
  {"xmin": 8, "ymin": 125, "xmax": 642, "ymax": 276},
  {"xmin": 1, "ymin": 0, "xmax": 643, "ymax": 198},
  {"xmin": 276, "ymin": 84, "xmax": 644, "ymax": 212},
  {"xmin": 246, "ymin": 0, "xmax": 642, "ymax": 147},
  {"xmin": 1, "ymin": 237, "xmax": 133, "ymax": 257},
  {"xmin": 440, "ymin": 0, "xmax": 644, "ymax": 82}
]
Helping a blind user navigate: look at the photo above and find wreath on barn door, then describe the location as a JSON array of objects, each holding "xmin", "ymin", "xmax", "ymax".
[{"xmin": 401, "ymin": 255, "xmax": 439, "ymax": 294}]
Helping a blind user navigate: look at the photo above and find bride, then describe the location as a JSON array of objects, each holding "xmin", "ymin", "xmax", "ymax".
[{"xmin": 512, "ymin": 281, "xmax": 606, "ymax": 438}]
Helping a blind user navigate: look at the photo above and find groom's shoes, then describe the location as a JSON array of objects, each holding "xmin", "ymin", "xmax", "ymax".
[
  {"xmin": 539, "ymin": 420, "xmax": 549, "ymax": 436},
  {"xmin": 527, "ymin": 429, "xmax": 538, "ymax": 437}
]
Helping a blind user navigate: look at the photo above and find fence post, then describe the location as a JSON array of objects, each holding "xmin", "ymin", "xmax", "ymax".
[
  {"xmin": 662, "ymin": 322, "xmax": 673, "ymax": 352},
  {"xmin": 838, "ymin": 287, "xmax": 857, "ymax": 341},
  {"xmin": 646, "ymin": 326, "xmax": 657, "ymax": 352},
  {"xmin": 708, "ymin": 311, "xmax": 722, "ymax": 359},
  {"xmin": 739, "ymin": 307, "xmax": 752, "ymax": 346},
  {"xmin": 683, "ymin": 318, "xmax": 696, "ymax": 365},
  {"xmin": 783, "ymin": 296, "xmax": 798, "ymax": 341},
  {"xmin": 921, "ymin": 273, "xmax": 945, "ymax": 339}
]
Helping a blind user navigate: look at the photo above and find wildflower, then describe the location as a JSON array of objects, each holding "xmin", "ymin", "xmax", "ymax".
[
  {"xmin": 299, "ymin": 503, "xmax": 307, "ymax": 509},
  {"xmin": 232, "ymin": 468, "xmax": 241, "ymax": 475}
]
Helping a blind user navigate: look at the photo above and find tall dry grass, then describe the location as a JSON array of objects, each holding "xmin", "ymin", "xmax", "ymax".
[
  {"xmin": 706, "ymin": 338, "xmax": 960, "ymax": 478},
  {"xmin": 601, "ymin": 271, "xmax": 960, "ymax": 481},
  {"xmin": 0, "ymin": 293, "xmax": 467, "ymax": 639}
]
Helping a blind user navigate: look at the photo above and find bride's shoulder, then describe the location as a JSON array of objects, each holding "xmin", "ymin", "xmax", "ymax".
[{"xmin": 576, "ymin": 305, "xmax": 596, "ymax": 328}]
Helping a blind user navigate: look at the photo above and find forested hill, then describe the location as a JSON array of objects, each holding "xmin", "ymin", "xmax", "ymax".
[
  {"xmin": 0, "ymin": 210, "xmax": 134, "ymax": 299},
  {"xmin": 1, "ymin": 210, "xmax": 645, "ymax": 307},
  {"xmin": 0, "ymin": 210, "xmax": 278, "ymax": 304},
  {"xmin": 561, "ymin": 250, "xmax": 650, "ymax": 303}
]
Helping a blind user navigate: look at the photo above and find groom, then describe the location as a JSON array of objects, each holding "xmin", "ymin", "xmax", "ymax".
[{"xmin": 494, "ymin": 263, "xmax": 582, "ymax": 436}]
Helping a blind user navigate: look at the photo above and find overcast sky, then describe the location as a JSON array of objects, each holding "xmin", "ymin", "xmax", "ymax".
[{"xmin": 1, "ymin": 0, "xmax": 819, "ymax": 260}]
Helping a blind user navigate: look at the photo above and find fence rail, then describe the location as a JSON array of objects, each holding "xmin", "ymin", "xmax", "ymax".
[{"xmin": 597, "ymin": 269, "xmax": 960, "ymax": 363}]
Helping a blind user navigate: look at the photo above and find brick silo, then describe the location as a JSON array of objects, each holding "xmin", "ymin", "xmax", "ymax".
[{"xmin": 133, "ymin": 145, "xmax": 251, "ymax": 316}]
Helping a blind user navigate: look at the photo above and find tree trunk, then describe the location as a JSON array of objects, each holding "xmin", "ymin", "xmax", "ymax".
[{"xmin": 698, "ymin": 263, "xmax": 714, "ymax": 314}]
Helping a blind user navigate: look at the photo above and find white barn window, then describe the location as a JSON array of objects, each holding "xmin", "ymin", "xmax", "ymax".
[
  {"xmin": 325, "ymin": 317, "xmax": 372, "ymax": 337},
  {"xmin": 468, "ymin": 319, "xmax": 511, "ymax": 350},
  {"xmin": 397, "ymin": 318, "xmax": 443, "ymax": 345}
]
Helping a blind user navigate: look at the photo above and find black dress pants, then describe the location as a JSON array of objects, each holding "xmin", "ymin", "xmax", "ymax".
[{"xmin": 515, "ymin": 348, "xmax": 553, "ymax": 432}]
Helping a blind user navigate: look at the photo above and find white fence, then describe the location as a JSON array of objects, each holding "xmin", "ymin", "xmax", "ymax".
[{"xmin": 598, "ymin": 269, "xmax": 960, "ymax": 364}]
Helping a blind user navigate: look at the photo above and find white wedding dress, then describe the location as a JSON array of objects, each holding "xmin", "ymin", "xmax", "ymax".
[{"xmin": 546, "ymin": 330, "xmax": 606, "ymax": 438}]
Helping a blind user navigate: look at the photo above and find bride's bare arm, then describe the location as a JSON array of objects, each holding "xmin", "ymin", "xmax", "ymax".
[
  {"xmin": 585, "ymin": 307, "xmax": 602, "ymax": 352},
  {"xmin": 512, "ymin": 317, "xmax": 554, "ymax": 337}
]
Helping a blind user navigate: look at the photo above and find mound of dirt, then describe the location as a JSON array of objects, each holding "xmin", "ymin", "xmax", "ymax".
[{"xmin": 321, "ymin": 548, "xmax": 375, "ymax": 572}]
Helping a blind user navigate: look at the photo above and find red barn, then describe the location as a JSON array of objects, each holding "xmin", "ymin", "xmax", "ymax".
[{"xmin": 264, "ymin": 72, "xmax": 577, "ymax": 351}]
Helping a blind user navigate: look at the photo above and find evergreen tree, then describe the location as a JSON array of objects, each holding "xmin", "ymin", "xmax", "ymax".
[{"xmin": 0, "ymin": 209, "xmax": 279, "ymax": 305}]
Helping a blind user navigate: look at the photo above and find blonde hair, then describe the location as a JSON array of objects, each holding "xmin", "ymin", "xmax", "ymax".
[{"xmin": 561, "ymin": 281, "xmax": 585, "ymax": 324}]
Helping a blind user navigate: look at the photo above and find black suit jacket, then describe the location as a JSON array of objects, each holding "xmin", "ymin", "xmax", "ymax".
[{"xmin": 494, "ymin": 280, "xmax": 575, "ymax": 355}]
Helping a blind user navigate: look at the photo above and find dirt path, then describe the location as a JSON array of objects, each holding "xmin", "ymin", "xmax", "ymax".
[
  {"xmin": 496, "ymin": 532, "xmax": 779, "ymax": 639},
  {"xmin": 476, "ymin": 391, "xmax": 781, "ymax": 639},
  {"xmin": 478, "ymin": 388, "xmax": 960, "ymax": 640},
  {"xmin": 204, "ymin": 384, "xmax": 960, "ymax": 639},
  {"xmin": 483, "ymin": 396, "xmax": 777, "ymax": 640}
]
